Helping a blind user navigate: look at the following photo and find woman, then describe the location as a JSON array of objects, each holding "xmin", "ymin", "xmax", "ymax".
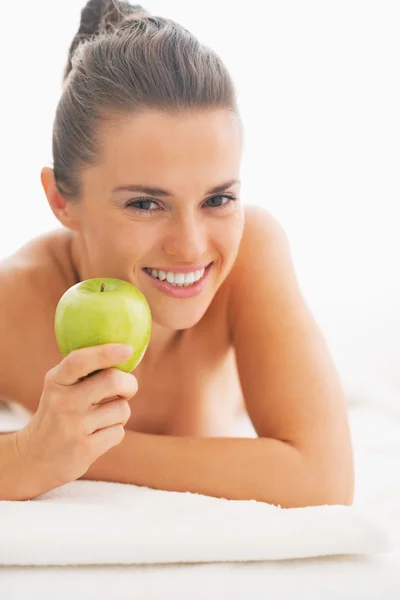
[{"xmin": 0, "ymin": 0, "xmax": 353, "ymax": 505}]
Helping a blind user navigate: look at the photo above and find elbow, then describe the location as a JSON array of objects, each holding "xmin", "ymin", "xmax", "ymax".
[
  {"xmin": 280, "ymin": 440, "xmax": 355, "ymax": 508},
  {"xmin": 332, "ymin": 468, "xmax": 355, "ymax": 506},
  {"xmin": 312, "ymin": 481, "xmax": 354, "ymax": 507},
  {"xmin": 291, "ymin": 475, "xmax": 354, "ymax": 509},
  {"xmin": 306, "ymin": 456, "xmax": 355, "ymax": 507},
  {"xmin": 289, "ymin": 431, "xmax": 355, "ymax": 507},
  {"xmin": 329, "ymin": 473, "xmax": 355, "ymax": 506},
  {"xmin": 260, "ymin": 441, "xmax": 355, "ymax": 508}
]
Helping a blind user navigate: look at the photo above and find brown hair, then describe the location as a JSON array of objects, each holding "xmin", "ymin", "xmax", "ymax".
[{"xmin": 53, "ymin": 0, "xmax": 238, "ymax": 198}]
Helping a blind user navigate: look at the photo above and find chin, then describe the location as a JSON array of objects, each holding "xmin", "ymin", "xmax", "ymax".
[{"xmin": 151, "ymin": 303, "xmax": 211, "ymax": 331}]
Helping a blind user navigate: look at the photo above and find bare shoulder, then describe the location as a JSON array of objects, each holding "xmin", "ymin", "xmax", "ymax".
[
  {"xmin": 226, "ymin": 204, "xmax": 353, "ymax": 500},
  {"xmin": 0, "ymin": 228, "xmax": 72, "ymax": 315},
  {"xmin": 0, "ymin": 229, "xmax": 70, "ymax": 410},
  {"xmin": 230, "ymin": 204, "xmax": 291, "ymax": 277},
  {"xmin": 226, "ymin": 204, "xmax": 294, "ymax": 312}
]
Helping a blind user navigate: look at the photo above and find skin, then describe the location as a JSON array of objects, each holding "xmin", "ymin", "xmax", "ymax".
[{"xmin": 0, "ymin": 109, "xmax": 354, "ymax": 506}]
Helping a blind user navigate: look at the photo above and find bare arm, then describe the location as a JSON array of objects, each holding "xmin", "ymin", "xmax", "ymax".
[
  {"xmin": 226, "ymin": 207, "xmax": 354, "ymax": 504},
  {"xmin": 0, "ymin": 264, "xmax": 58, "ymax": 499},
  {"xmin": 82, "ymin": 428, "xmax": 347, "ymax": 507}
]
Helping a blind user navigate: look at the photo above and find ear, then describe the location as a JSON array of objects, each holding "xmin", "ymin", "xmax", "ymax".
[{"xmin": 40, "ymin": 167, "xmax": 81, "ymax": 231}]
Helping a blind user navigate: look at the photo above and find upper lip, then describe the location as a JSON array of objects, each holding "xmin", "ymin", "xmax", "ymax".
[{"xmin": 143, "ymin": 263, "xmax": 212, "ymax": 274}]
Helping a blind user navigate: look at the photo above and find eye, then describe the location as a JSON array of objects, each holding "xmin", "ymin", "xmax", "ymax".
[
  {"xmin": 204, "ymin": 194, "xmax": 237, "ymax": 211},
  {"xmin": 124, "ymin": 198, "xmax": 162, "ymax": 215},
  {"xmin": 127, "ymin": 199, "xmax": 159, "ymax": 211}
]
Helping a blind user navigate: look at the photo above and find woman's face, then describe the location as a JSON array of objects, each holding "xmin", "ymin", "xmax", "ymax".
[{"xmin": 71, "ymin": 109, "xmax": 244, "ymax": 331}]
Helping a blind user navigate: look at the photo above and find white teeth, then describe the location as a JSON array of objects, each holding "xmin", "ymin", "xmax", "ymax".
[
  {"xmin": 166, "ymin": 272, "xmax": 175, "ymax": 284},
  {"xmin": 145, "ymin": 267, "xmax": 206, "ymax": 286},
  {"xmin": 185, "ymin": 272, "xmax": 195, "ymax": 286}
]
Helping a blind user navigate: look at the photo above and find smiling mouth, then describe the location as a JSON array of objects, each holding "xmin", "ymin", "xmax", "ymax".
[
  {"xmin": 143, "ymin": 264, "xmax": 211, "ymax": 287},
  {"xmin": 141, "ymin": 263, "xmax": 213, "ymax": 298}
]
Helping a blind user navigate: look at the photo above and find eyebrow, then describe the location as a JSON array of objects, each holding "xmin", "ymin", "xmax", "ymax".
[{"xmin": 112, "ymin": 179, "xmax": 240, "ymax": 197}]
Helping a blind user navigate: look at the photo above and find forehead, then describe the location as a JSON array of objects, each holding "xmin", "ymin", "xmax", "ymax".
[{"xmin": 94, "ymin": 109, "xmax": 242, "ymax": 186}]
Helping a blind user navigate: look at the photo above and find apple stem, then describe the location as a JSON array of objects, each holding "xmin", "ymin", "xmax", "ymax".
[{"xmin": 100, "ymin": 283, "xmax": 105, "ymax": 292}]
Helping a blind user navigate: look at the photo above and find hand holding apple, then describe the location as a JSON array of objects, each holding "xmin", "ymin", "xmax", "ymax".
[
  {"xmin": 17, "ymin": 343, "xmax": 138, "ymax": 496},
  {"xmin": 12, "ymin": 278, "xmax": 151, "ymax": 498}
]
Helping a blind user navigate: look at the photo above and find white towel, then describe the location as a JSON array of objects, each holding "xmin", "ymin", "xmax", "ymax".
[
  {"xmin": 0, "ymin": 397, "xmax": 396, "ymax": 567},
  {"xmin": 0, "ymin": 478, "xmax": 392, "ymax": 566}
]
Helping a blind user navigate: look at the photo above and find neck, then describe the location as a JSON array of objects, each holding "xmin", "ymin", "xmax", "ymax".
[{"xmin": 68, "ymin": 230, "xmax": 87, "ymax": 285}]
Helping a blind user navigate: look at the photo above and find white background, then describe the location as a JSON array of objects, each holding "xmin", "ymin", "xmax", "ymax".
[{"xmin": 1, "ymin": 1, "xmax": 399, "ymax": 392}]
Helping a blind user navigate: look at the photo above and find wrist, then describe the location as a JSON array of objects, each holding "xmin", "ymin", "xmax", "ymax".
[{"xmin": 10, "ymin": 428, "xmax": 56, "ymax": 500}]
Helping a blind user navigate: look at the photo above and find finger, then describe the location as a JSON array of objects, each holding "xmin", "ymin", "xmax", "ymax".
[
  {"xmin": 89, "ymin": 424, "xmax": 126, "ymax": 455},
  {"xmin": 53, "ymin": 344, "xmax": 133, "ymax": 386},
  {"xmin": 76, "ymin": 367, "xmax": 138, "ymax": 407},
  {"xmin": 87, "ymin": 399, "xmax": 131, "ymax": 434}
]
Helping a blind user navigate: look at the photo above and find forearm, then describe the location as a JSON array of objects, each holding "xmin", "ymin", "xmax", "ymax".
[
  {"xmin": 82, "ymin": 431, "xmax": 352, "ymax": 508},
  {"xmin": 0, "ymin": 431, "xmax": 53, "ymax": 501}
]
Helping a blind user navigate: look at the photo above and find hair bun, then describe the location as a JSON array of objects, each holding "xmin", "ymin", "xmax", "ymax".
[
  {"xmin": 64, "ymin": 1, "xmax": 148, "ymax": 81},
  {"xmin": 78, "ymin": 0, "xmax": 147, "ymax": 37}
]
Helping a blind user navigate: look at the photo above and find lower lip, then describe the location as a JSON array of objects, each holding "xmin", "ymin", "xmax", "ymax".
[{"xmin": 142, "ymin": 264, "xmax": 213, "ymax": 298}]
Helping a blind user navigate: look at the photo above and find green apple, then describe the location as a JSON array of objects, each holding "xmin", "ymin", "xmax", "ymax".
[{"xmin": 54, "ymin": 278, "xmax": 152, "ymax": 372}]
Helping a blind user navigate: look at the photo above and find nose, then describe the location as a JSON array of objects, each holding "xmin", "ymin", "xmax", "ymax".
[{"xmin": 162, "ymin": 212, "xmax": 208, "ymax": 262}]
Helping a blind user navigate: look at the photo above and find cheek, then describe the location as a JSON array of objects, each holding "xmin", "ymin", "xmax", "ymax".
[
  {"xmin": 86, "ymin": 214, "xmax": 131, "ymax": 246},
  {"xmin": 97, "ymin": 224, "xmax": 160, "ymax": 268},
  {"xmin": 82, "ymin": 219, "xmax": 130, "ymax": 267},
  {"xmin": 222, "ymin": 213, "xmax": 245, "ymax": 253},
  {"xmin": 213, "ymin": 223, "xmax": 244, "ymax": 277}
]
